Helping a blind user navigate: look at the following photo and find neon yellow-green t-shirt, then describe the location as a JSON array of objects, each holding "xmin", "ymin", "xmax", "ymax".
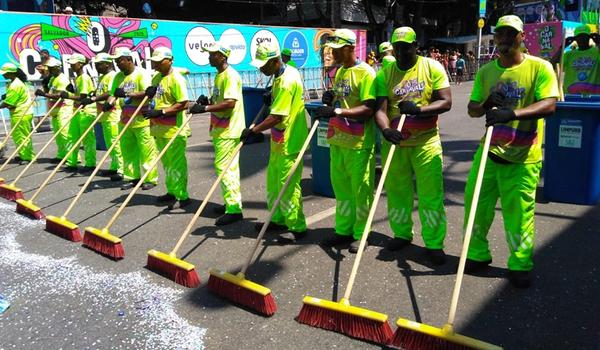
[
  {"xmin": 562, "ymin": 46, "xmax": 600, "ymax": 95},
  {"xmin": 48, "ymin": 73, "xmax": 74, "ymax": 116},
  {"xmin": 111, "ymin": 68, "xmax": 151, "ymax": 128},
  {"xmin": 327, "ymin": 61, "xmax": 376, "ymax": 150},
  {"xmin": 96, "ymin": 71, "xmax": 120, "ymax": 122},
  {"xmin": 382, "ymin": 55, "xmax": 396, "ymax": 69},
  {"xmin": 374, "ymin": 56, "xmax": 450, "ymax": 146},
  {"xmin": 150, "ymin": 70, "xmax": 191, "ymax": 138},
  {"xmin": 210, "ymin": 66, "xmax": 245, "ymax": 139},
  {"xmin": 74, "ymin": 73, "xmax": 97, "ymax": 115},
  {"xmin": 470, "ymin": 54, "xmax": 559, "ymax": 163},
  {"xmin": 269, "ymin": 65, "xmax": 308, "ymax": 155},
  {"xmin": 4, "ymin": 78, "xmax": 33, "ymax": 118}
]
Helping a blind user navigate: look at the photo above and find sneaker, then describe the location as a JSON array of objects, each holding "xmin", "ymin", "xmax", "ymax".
[
  {"xmin": 141, "ymin": 183, "xmax": 156, "ymax": 191},
  {"xmin": 276, "ymin": 230, "xmax": 306, "ymax": 244},
  {"xmin": 215, "ymin": 213, "xmax": 243, "ymax": 226},
  {"xmin": 254, "ymin": 221, "xmax": 286, "ymax": 233},
  {"xmin": 110, "ymin": 173, "xmax": 124, "ymax": 182},
  {"xmin": 168, "ymin": 198, "xmax": 192, "ymax": 210},
  {"xmin": 213, "ymin": 204, "xmax": 226, "ymax": 215},
  {"xmin": 464, "ymin": 258, "xmax": 492, "ymax": 274},
  {"xmin": 321, "ymin": 233, "xmax": 354, "ymax": 247},
  {"xmin": 386, "ymin": 237, "xmax": 412, "ymax": 251},
  {"xmin": 98, "ymin": 169, "xmax": 118, "ymax": 177},
  {"xmin": 425, "ymin": 249, "xmax": 447, "ymax": 265},
  {"xmin": 508, "ymin": 270, "xmax": 532, "ymax": 288},
  {"xmin": 120, "ymin": 181, "xmax": 137, "ymax": 190},
  {"xmin": 18, "ymin": 159, "xmax": 30, "ymax": 165},
  {"xmin": 64, "ymin": 166, "xmax": 78, "ymax": 173},
  {"xmin": 156, "ymin": 193, "xmax": 176, "ymax": 203},
  {"xmin": 348, "ymin": 238, "xmax": 369, "ymax": 254}
]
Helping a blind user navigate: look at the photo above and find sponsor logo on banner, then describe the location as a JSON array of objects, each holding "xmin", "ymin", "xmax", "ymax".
[
  {"xmin": 185, "ymin": 26, "xmax": 215, "ymax": 65},
  {"xmin": 219, "ymin": 28, "xmax": 247, "ymax": 65},
  {"xmin": 283, "ymin": 30, "xmax": 308, "ymax": 67},
  {"xmin": 250, "ymin": 29, "xmax": 279, "ymax": 60}
]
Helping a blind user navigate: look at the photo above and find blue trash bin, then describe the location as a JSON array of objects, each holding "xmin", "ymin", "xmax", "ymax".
[
  {"xmin": 94, "ymin": 123, "xmax": 107, "ymax": 151},
  {"xmin": 564, "ymin": 94, "xmax": 600, "ymax": 102},
  {"xmin": 544, "ymin": 100, "xmax": 600, "ymax": 204},
  {"xmin": 305, "ymin": 102, "xmax": 334, "ymax": 198},
  {"xmin": 241, "ymin": 87, "xmax": 266, "ymax": 144}
]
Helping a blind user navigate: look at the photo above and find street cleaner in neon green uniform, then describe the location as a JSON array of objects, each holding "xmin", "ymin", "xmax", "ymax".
[
  {"xmin": 562, "ymin": 24, "xmax": 600, "ymax": 95},
  {"xmin": 189, "ymin": 42, "xmax": 245, "ymax": 225},
  {"xmin": 374, "ymin": 26, "xmax": 452, "ymax": 265},
  {"xmin": 142, "ymin": 47, "xmax": 191, "ymax": 210},
  {"xmin": 316, "ymin": 29, "xmax": 377, "ymax": 254},
  {"xmin": 0, "ymin": 63, "xmax": 34, "ymax": 164},
  {"xmin": 466, "ymin": 15, "xmax": 559, "ymax": 288},
  {"xmin": 35, "ymin": 57, "xmax": 73, "ymax": 163},
  {"xmin": 62, "ymin": 53, "xmax": 97, "ymax": 173},
  {"xmin": 106, "ymin": 47, "xmax": 158, "ymax": 191},
  {"xmin": 79, "ymin": 52, "xmax": 124, "ymax": 181},
  {"xmin": 244, "ymin": 42, "xmax": 308, "ymax": 244}
]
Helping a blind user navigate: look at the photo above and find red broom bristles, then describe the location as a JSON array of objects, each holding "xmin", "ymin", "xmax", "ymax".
[
  {"xmin": 82, "ymin": 232, "xmax": 125, "ymax": 260},
  {"xmin": 207, "ymin": 274, "xmax": 277, "ymax": 317},
  {"xmin": 296, "ymin": 303, "xmax": 394, "ymax": 345},
  {"xmin": 146, "ymin": 254, "xmax": 201, "ymax": 288},
  {"xmin": 392, "ymin": 326, "xmax": 475, "ymax": 350},
  {"xmin": 45, "ymin": 220, "xmax": 82, "ymax": 242},
  {"xmin": 16, "ymin": 204, "xmax": 44, "ymax": 219},
  {"xmin": 0, "ymin": 188, "xmax": 23, "ymax": 201}
]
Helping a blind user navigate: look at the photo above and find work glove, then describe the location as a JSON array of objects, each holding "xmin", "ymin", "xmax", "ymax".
[
  {"xmin": 113, "ymin": 87, "xmax": 127, "ymax": 98},
  {"xmin": 485, "ymin": 108, "xmax": 516, "ymax": 127},
  {"xmin": 262, "ymin": 91, "xmax": 272, "ymax": 107},
  {"xmin": 42, "ymin": 76, "xmax": 51, "ymax": 90},
  {"xmin": 1, "ymin": 94, "xmax": 5, "ymax": 100},
  {"xmin": 315, "ymin": 105, "xmax": 335, "ymax": 120},
  {"xmin": 591, "ymin": 33, "xmax": 600, "ymax": 47},
  {"xmin": 240, "ymin": 128, "xmax": 256, "ymax": 142},
  {"xmin": 483, "ymin": 90, "xmax": 507, "ymax": 110},
  {"xmin": 102, "ymin": 102, "xmax": 113, "ymax": 112},
  {"xmin": 321, "ymin": 90, "xmax": 335, "ymax": 106},
  {"xmin": 65, "ymin": 84, "xmax": 74, "ymax": 93},
  {"xmin": 196, "ymin": 94, "xmax": 209, "ymax": 105},
  {"xmin": 60, "ymin": 91, "xmax": 69, "ymax": 99},
  {"xmin": 142, "ymin": 109, "xmax": 164, "ymax": 119},
  {"xmin": 381, "ymin": 128, "xmax": 405, "ymax": 145},
  {"xmin": 145, "ymin": 86, "xmax": 157, "ymax": 98},
  {"xmin": 189, "ymin": 103, "xmax": 207, "ymax": 114},
  {"xmin": 398, "ymin": 101, "xmax": 421, "ymax": 115},
  {"xmin": 34, "ymin": 89, "xmax": 46, "ymax": 97},
  {"xmin": 79, "ymin": 97, "xmax": 94, "ymax": 105}
]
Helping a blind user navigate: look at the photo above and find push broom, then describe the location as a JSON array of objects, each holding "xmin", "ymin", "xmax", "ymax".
[
  {"xmin": 295, "ymin": 115, "xmax": 406, "ymax": 345},
  {"xmin": 83, "ymin": 115, "xmax": 192, "ymax": 259},
  {"xmin": 0, "ymin": 105, "xmax": 83, "ymax": 201},
  {"xmin": 391, "ymin": 126, "xmax": 502, "ymax": 350},
  {"xmin": 206, "ymin": 117, "xmax": 320, "ymax": 316},
  {"xmin": 45, "ymin": 96, "xmax": 149, "ymax": 242},
  {"xmin": 15, "ymin": 109, "xmax": 107, "ymax": 219},
  {"xmin": 146, "ymin": 103, "xmax": 269, "ymax": 288}
]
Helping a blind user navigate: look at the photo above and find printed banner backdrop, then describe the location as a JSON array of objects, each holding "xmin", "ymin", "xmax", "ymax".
[
  {"xmin": 0, "ymin": 11, "xmax": 366, "ymax": 80},
  {"xmin": 524, "ymin": 20, "xmax": 598, "ymax": 60}
]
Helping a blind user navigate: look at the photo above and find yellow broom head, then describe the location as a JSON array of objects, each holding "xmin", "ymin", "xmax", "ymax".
[
  {"xmin": 146, "ymin": 249, "xmax": 200, "ymax": 288},
  {"xmin": 45, "ymin": 215, "xmax": 82, "ymax": 242},
  {"xmin": 207, "ymin": 269, "xmax": 276, "ymax": 316},
  {"xmin": 15, "ymin": 199, "xmax": 44, "ymax": 219},
  {"xmin": 0, "ymin": 183, "xmax": 23, "ymax": 201},
  {"xmin": 82, "ymin": 227, "xmax": 124, "ymax": 259}
]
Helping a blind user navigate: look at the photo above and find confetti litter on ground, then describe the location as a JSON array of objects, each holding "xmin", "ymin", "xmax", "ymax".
[{"xmin": 0, "ymin": 202, "xmax": 206, "ymax": 350}]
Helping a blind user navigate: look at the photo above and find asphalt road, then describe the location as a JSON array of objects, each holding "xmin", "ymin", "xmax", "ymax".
[{"xmin": 0, "ymin": 81, "xmax": 598, "ymax": 350}]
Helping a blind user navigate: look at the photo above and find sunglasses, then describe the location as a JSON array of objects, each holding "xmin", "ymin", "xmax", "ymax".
[{"xmin": 327, "ymin": 36, "xmax": 355, "ymax": 45}]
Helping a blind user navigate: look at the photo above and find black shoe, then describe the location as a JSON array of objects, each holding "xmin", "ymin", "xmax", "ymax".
[
  {"xmin": 215, "ymin": 213, "xmax": 243, "ymax": 226},
  {"xmin": 79, "ymin": 166, "xmax": 95, "ymax": 175},
  {"xmin": 64, "ymin": 166, "xmax": 78, "ymax": 173},
  {"xmin": 254, "ymin": 221, "xmax": 286, "ymax": 233},
  {"xmin": 213, "ymin": 204, "xmax": 226, "ymax": 215},
  {"xmin": 121, "ymin": 181, "xmax": 137, "ymax": 190},
  {"xmin": 11, "ymin": 156, "xmax": 22, "ymax": 164},
  {"xmin": 141, "ymin": 183, "xmax": 156, "ymax": 191},
  {"xmin": 321, "ymin": 233, "xmax": 354, "ymax": 247},
  {"xmin": 348, "ymin": 238, "xmax": 369, "ymax": 254},
  {"xmin": 156, "ymin": 193, "xmax": 176, "ymax": 203},
  {"xmin": 464, "ymin": 258, "xmax": 492, "ymax": 274},
  {"xmin": 50, "ymin": 158, "xmax": 62, "ymax": 164},
  {"xmin": 168, "ymin": 198, "xmax": 192, "ymax": 210},
  {"xmin": 386, "ymin": 237, "xmax": 412, "ymax": 251},
  {"xmin": 426, "ymin": 249, "xmax": 447, "ymax": 265},
  {"xmin": 508, "ymin": 270, "xmax": 532, "ymax": 288},
  {"xmin": 276, "ymin": 230, "xmax": 306, "ymax": 244},
  {"xmin": 18, "ymin": 159, "xmax": 30, "ymax": 165},
  {"xmin": 98, "ymin": 169, "xmax": 118, "ymax": 177},
  {"xmin": 110, "ymin": 173, "xmax": 124, "ymax": 181}
]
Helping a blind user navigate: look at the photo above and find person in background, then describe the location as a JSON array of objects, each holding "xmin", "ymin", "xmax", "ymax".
[
  {"xmin": 562, "ymin": 24, "xmax": 600, "ymax": 95},
  {"xmin": 378, "ymin": 41, "xmax": 396, "ymax": 69},
  {"xmin": 455, "ymin": 52, "xmax": 466, "ymax": 85},
  {"xmin": 281, "ymin": 48, "xmax": 297, "ymax": 68}
]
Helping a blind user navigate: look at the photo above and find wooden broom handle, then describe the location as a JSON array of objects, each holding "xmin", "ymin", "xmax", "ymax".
[
  {"xmin": 104, "ymin": 114, "xmax": 191, "ymax": 231},
  {"xmin": 447, "ymin": 126, "xmax": 494, "ymax": 326},
  {"xmin": 169, "ymin": 104, "xmax": 268, "ymax": 257},
  {"xmin": 0, "ymin": 96, "xmax": 38, "ymax": 149},
  {"xmin": 240, "ymin": 118, "xmax": 320, "ymax": 275},
  {"xmin": 61, "ymin": 96, "xmax": 149, "ymax": 218},
  {"xmin": 343, "ymin": 114, "xmax": 406, "ymax": 301},
  {"xmin": 0, "ymin": 98, "xmax": 59, "ymax": 173},
  {"xmin": 29, "ymin": 110, "xmax": 106, "ymax": 202},
  {"xmin": 9, "ymin": 105, "xmax": 83, "ymax": 185}
]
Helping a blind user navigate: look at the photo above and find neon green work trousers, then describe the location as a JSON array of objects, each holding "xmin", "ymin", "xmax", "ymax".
[
  {"xmin": 155, "ymin": 136, "xmax": 189, "ymax": 200},
  {"xmin": 66, "ymin": 110, "xmax": 97, "ymax": 168},
  {"xmin": 267, "ymin": 151, "xmax": 306, "ymax": 232},
  {"xmin": 10, "ymin": 113, "xmax": 34, "ymax": 161},
  {"xmin": 101, "ymin": 120, "xmax": 123, "ymax": 173},
  {"xmin": 51, "ymin": 107, "xmax": 73, "ymax": 159},
  {"xmin": 213, "ymin": 137, "xmax": 242, "ymax": 214},
  {"xmin": 120, "ymin": 125, "xmax": 158, "ymax": 184}
]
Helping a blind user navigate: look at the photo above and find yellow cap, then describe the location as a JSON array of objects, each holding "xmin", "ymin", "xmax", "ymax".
[
  {"xmin": 391, "ymin": 27, "xmax": 417, "ymax": 44},
  {"xmin": 495, "ymin": 15, "xmax": 524, "ymax": 33}
]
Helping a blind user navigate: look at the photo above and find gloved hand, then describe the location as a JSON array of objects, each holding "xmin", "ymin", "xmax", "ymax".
[
  {"xmin": 398, "ymin": 101, "xmax": 421, "ymax": 115},
  {"xmin": 34, "ymin": 89, "xmax": 46, "ymax": 97},
  {"xmin": 381, "ymin": 128, "xmax": 405, "ymax": 145},
  {"xmin": 262, "ymin": 91, "xmax": 272, "ymax": 106},
  {"xmin": 315, "ymin": 106, "xmax": 335, "ymax": 119},
  {"xmin": 591, "ymin": 33, "xmax": 600, "ymax": 47},
  {"xmin": 65, "ymin": 84, "xmax": 74, "ymax": 93},
  {"xmin": 196, "ymin": 94, "xmax": 209, "ymax": 105},
  {"xmin": 485, "ymin": 108, "xmax": 516, "ymax": 127},
  {"xmin": 321, "ymin": 90, "xmax": 335, "ymax": 106},
  {"xmin": 189, "ymin": 103, "xmax": 207, "ymax": 114},
  {"xmin": 1, "ymin": 94, "xmax": 5, "ymax": 100},
  {"xmin": 102, "ymin": 102, "xmax": 113, "ymax": 112},
  {"xmin": 42, "ymin": 76, "xmax": 51, "ymax": 90},
  {"xmin": 113, "ymin": 87, "xmax": 127, "ymax": 98},
  {"xmin": 145, "ymin": 86, "xmax": 158, "ymax": 98},
  {"xmin": 60, "ymin": 91, "xmax": 69, "ymax": 99},
  {"xmin": 79, "ymin": 97, "xmax": 94, "ymax": 105},
  {"xmin": 142, "ymin": 109, "xmax": 164, "ymax": 119},
  {"xmin": 240, "ymin": 128, "xmax": 256, "ymax": 141},
  {"xmin": 483, "ymin": 90, "xmax": 507, "ymax": 110}
]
